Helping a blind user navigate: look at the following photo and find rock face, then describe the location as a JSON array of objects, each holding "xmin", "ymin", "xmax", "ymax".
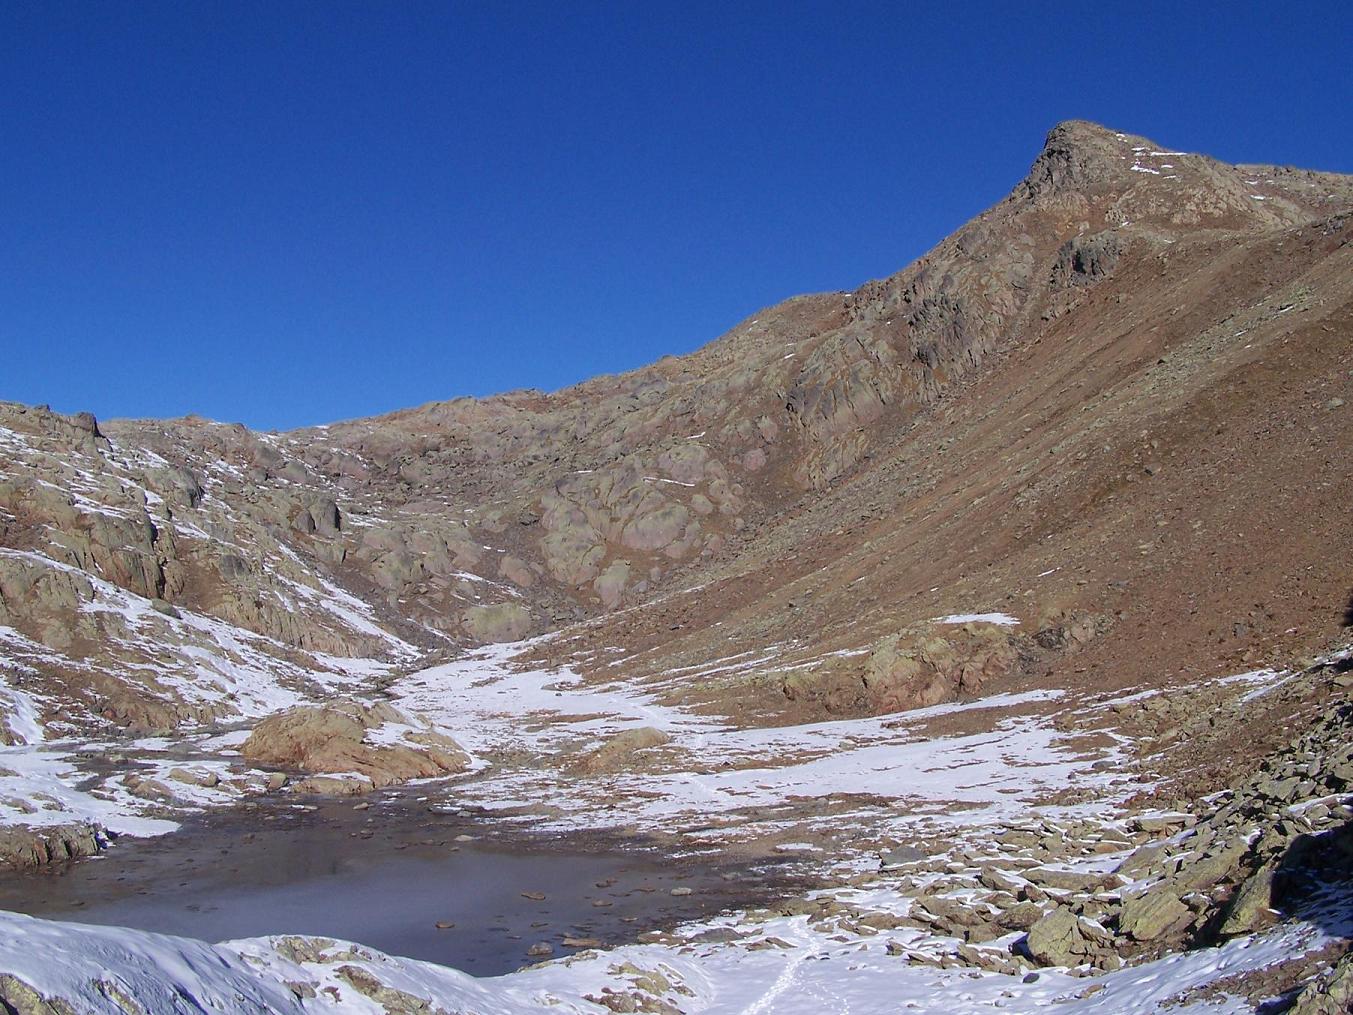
[{"xmin": 241, "ymin": 702, "xmax": 470, "ymax": 794}]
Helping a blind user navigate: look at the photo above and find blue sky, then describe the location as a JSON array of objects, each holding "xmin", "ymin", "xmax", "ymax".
[{"xmin": 3, "ymin": 2, "xmax": 1350, "ymax": 430}]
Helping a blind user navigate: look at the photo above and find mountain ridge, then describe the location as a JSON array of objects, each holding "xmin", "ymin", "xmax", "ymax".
[
  {"xmin": 2, "ymin": 119, "xmax": 1353, "ymax": 1009},
  {"xmin": 1, "ymin": 117, "xmax": 1349, "ymax": 739}
]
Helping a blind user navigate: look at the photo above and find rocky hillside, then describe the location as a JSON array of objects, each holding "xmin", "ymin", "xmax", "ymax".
[
  {"xmin": 1, "ymin": 119, "xmax": 1353, "ymax": 1014},
  {"xmin": 1, "ymin": 119, "xmax": 1350, "ymax": 743}
]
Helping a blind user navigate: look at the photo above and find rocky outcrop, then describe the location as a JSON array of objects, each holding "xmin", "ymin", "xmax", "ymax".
[
  {"xmin": 0, "ymin": 973, "xmax": 78, "ymax": 1015},
  {"xmin": 241, "ymin": 701, "xmax": 470, "ymax": 794},
  {"xmin": 859, "ymin": 624, "xmax": 1019, "ymax": 712},
  {"xmin": 0, "ymin": 822, "xmax": 106, "ymax": 869},
  {"xmin": 461, "ymin": 602, "xmax": 539, "ymax": 644},
  {"xmin": 569, "ymin": 727, "xmax": 671, "ymax": 775},
  {"xmin": 779, "ymin": 621, "xmax": 1020, "ymax": 716},
  {"xmin": 1293, "ymin": 950, "xmax": 1353, "ymax": 1014},
  {"xmin": 1051, "ymin": 230, "xmax": 1124, "ymax": 288}
]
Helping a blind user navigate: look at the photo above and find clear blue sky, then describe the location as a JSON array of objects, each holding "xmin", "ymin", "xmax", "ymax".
[{"xmin": 3, "ymin": 2, "xmax": 1350, "ymax": 430}]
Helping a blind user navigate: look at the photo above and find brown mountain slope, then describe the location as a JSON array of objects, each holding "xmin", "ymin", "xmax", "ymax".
[{"xmin": 0, "ymin": 120, "xmax": 1350, "ymax": 740}]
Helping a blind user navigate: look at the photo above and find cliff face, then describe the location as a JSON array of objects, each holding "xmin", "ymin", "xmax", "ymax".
[{"xmin": 2, "ymin": 121, "xmax": 1351, "ymax": 737}]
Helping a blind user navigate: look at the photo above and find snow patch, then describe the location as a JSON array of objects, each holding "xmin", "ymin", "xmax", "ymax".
[{"xmin": 934, "ymin": 612, "xmax": 1020, "ymax": 626}]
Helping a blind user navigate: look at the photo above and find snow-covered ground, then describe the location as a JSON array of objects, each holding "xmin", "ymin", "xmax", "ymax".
[
  {"xmin": 0, "ymin": 614, "xmax": 1335, "ymax": 1013},
  {"xmin": 0, "ymin": 872, "xmax": 1343, "ymax": 1013},
  {"xmin": 386, "ymin": 638, "xmax": 1129, "ymax": 847}
]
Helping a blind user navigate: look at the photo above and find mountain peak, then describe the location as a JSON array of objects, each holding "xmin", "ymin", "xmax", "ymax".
[
  {"xmin": 1022, "ymin": 119, "xmax": 1160, "ymax": 199},
  {"xmin": 1044, "ymin": 118, "xmax": 1137, "ymax": 148}
]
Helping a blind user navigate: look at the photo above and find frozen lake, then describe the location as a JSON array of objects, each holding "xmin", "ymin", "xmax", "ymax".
[{"xmin": 0, "ymin": 791, "xmax": 806, "ymax": 975}]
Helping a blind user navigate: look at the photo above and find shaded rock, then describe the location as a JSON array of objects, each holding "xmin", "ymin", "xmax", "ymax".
[
  {"xmin": 1219, "ymin": 863, "xmax": 1276, "ymax": 936},
  {"xmin": 1117, "ymin": 889, "xmax": 1191, "ymax": 941}
]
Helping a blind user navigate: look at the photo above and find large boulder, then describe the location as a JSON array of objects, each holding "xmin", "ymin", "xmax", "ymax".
[
  {"xmin": 0, "ymin": 822, "xmax": 106, "ymax": 869},
  {"xmin": 461, "ymin": 602, "xmax": 539, "ymax": 643},
  {"xmin": 1024, "ymin": 908, "xmax": 1117, "ymax": 969},
  {"xmin": 862, "ymin": 624, "xmax": 1019, "ymax": 712},
  {"xmin": 1117, "ymin": 888, "xmax": 1191, "ymax": 942},
  {"xmin": 242, "ymin": 701, "xmax": 469, "ymax": 793},
  {"xmin": 569, "ymin": 726, "xmax": 671, "ymax": 775}
]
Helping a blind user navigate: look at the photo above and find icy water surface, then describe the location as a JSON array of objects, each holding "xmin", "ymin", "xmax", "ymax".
[{"xmin": 0, "ymin": 790, "xmax": 806, "ymax": 974}]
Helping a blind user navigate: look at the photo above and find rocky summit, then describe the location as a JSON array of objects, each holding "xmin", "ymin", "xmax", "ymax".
[{"xmin": 1, "ymin": 121, "xmax": 1351, "ymax": 1013}]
